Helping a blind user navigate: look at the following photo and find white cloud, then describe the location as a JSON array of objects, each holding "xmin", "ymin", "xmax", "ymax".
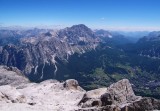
[
  {"xmin": 95, "ymin": 26, "xmax": 160, "ymax": 31},
  {"xmin": 100, "ymin": 17, "xmax": 105, "ymax": 20}
]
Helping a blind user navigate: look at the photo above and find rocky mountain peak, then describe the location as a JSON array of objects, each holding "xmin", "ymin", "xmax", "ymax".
[
  {"xmin": 58, "ymin": 24, "xmax": 96, "ymax": 40},
  {"xmin": 94, "ymin": 29, "xmax": 112, "ymax": 38},
  {"xmin": 70, "ymin": 24, "xmax": 92, "ymax": 32},
  {"xmin": 0, "ymin": 25, "xmax": 100, "ymax": 81}
]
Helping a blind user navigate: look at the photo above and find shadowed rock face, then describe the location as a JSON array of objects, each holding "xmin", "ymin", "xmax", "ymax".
[
  {"xmin": 0, "ymin": 25, "xmax": 99, "ymax": 81},
  {"xmin": 101, "ymin": 93, "xmax": 113, "ymax": 106}
]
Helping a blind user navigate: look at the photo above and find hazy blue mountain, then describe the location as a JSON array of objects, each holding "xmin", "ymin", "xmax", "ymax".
[
  {"xmin": 95, "ymin": 29, "xmax": 132, "ymax": 46},
  {"xmin": 111, "ymin": 31, "xmax": 149, "ymax": 43}
]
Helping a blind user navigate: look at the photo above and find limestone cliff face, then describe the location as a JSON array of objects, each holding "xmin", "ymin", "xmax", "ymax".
[{"xmin": 0, "ymin": 25, "xmax": 99, "ymax": 81}]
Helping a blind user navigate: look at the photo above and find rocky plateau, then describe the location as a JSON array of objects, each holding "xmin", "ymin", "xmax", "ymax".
[{"xmin": 0, "ymin": 66, "xmax": 160, "ymax": 111}]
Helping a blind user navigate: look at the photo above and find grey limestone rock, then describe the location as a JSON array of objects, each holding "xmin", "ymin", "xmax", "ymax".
[
  {"xmin": 0, "ymin": 65, "xmax": 29, "ymax": 86},
  {"xmin": 0, "ymin": 85, "xmax": 26, "ymax": 103},
  {"xmin": 79, "ymin": 79, "xmax": 140, "ymax": 107},
  {"xmin": 64, "ymin": 79, "xmax": 85, "ymax": 92}
]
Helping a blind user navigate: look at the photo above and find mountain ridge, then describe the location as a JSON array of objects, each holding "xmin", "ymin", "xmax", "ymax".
[{"xmin": 0, "ymin": 24, "xmax": 160, "ymax": 99}]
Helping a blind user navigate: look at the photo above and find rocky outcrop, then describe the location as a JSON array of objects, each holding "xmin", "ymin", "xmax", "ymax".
[
  {"xmin": 0, "ymin": 65, "xmax": 29, "ymax": 86},
  {"xmin": 78, "ymin": 79, "xmax": 160, "ymax": 111},
  {"xmin": 64, "ymin": 79, "xmax": 85, "ymax": 92},
  {"xmin": 107, "ymin": 79, "xmax": 140, "ymax": 104}
]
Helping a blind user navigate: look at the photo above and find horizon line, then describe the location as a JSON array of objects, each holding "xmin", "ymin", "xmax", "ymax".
[{"xmin": 0, "ymin": 24, "xmax": 160, "ymax": 32}]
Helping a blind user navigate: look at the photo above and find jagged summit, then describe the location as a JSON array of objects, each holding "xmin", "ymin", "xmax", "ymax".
[
  {"xmin": 94, "ymin": 29, "xmax": 112, "ymax": 38},
  {"xmin": 58, "ymin": 24, "xmax": 96, "ymax": 39},
  {"xmin": 70, "ymin": 24, "xmax": 92, "ymax": 31}
]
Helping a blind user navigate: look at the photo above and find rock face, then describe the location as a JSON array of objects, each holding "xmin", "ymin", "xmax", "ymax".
[
  {"xmin": 0, "ymin": 24, "xmax": 99, "ymax": 81},
  {"xmin": 78, "ymin": 79, "xmax": 160, "ymax": 111},
  {"xmin": 0, "ymin": 65, "xmax": 29, "ymax": 86},
  {"xmin": 107, "ymin": 79, "xmax": 139, "ymax": 104}
]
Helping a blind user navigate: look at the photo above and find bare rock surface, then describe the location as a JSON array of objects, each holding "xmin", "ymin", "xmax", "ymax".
[
  {"xmin": 0, "ymin": 79, "xmax": 86, "ymax": 111},
  {"xmin": 0, "ymin": 85, "xmax": 26, "ymax": 103},
  {"xmin": 0, "ymin": 66, "xmax": 29, "ymax": 86},
  {"xmin": 0, "ymin": 67, "xmax": 160, "ymax": 111}
]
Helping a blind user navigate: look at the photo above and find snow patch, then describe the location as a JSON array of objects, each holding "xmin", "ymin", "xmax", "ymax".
[
  {"xmin": 51, "ymin": 55, "xmax": 58, "ymax": 76},
  {"xmin": 108, "ymin": 34, "xmax": 113, "ymax": 38},
  {"xmin": 40, "ymin": 63, "xmax": 45, "ymax": 79},
  {"xmin": 51, "ymin": 55, "xmax": 57, "ymax": 64},
  {"xmin": 54, "ymin": 64, "xmax": 58, "ymax": 76},
  {"xmin": 67, "ymin": 51, "xmax": 72, "ymax": 55},
  {"xmin": 34, "ymin": 65, "xmax": 38, "ymax": 74}
]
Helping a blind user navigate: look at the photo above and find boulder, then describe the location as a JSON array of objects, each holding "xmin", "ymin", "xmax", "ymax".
[
  {"xmin": 64, "ymin": 79, "xmax": 84, "ymax": 91},
  {"xmin": 107, "ymin": 79, "xmax": 141, "ymax": 104},
  {"xmin": 79, "ymin": 79, "xmax": 141, "ymax": 109},
  {"xmin": 79, "ymin": 88, "xmax": 107, "ymax": 108}
]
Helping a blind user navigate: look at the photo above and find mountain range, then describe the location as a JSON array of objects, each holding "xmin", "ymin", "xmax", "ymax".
[{"xmin": 0, "ymin": 24, "xmax": 160, "ymax": 99}]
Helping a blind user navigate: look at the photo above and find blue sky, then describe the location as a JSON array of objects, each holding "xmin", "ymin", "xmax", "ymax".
[{"xmin": 0, "ymin": 0, "xmax": 160, "ymax": 31}]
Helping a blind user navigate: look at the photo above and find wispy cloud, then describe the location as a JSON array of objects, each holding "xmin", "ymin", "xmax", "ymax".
[
  {"xmin": 104, "ymin": 26, "xmax": 160, "ymax": 31},
  {"xmin": 100, "ymin": 17, "xmax": 105, "ymax": 21},
  {"xmin": 93, "ymin": 25, "xmax": 160, "ymax": 31}
]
